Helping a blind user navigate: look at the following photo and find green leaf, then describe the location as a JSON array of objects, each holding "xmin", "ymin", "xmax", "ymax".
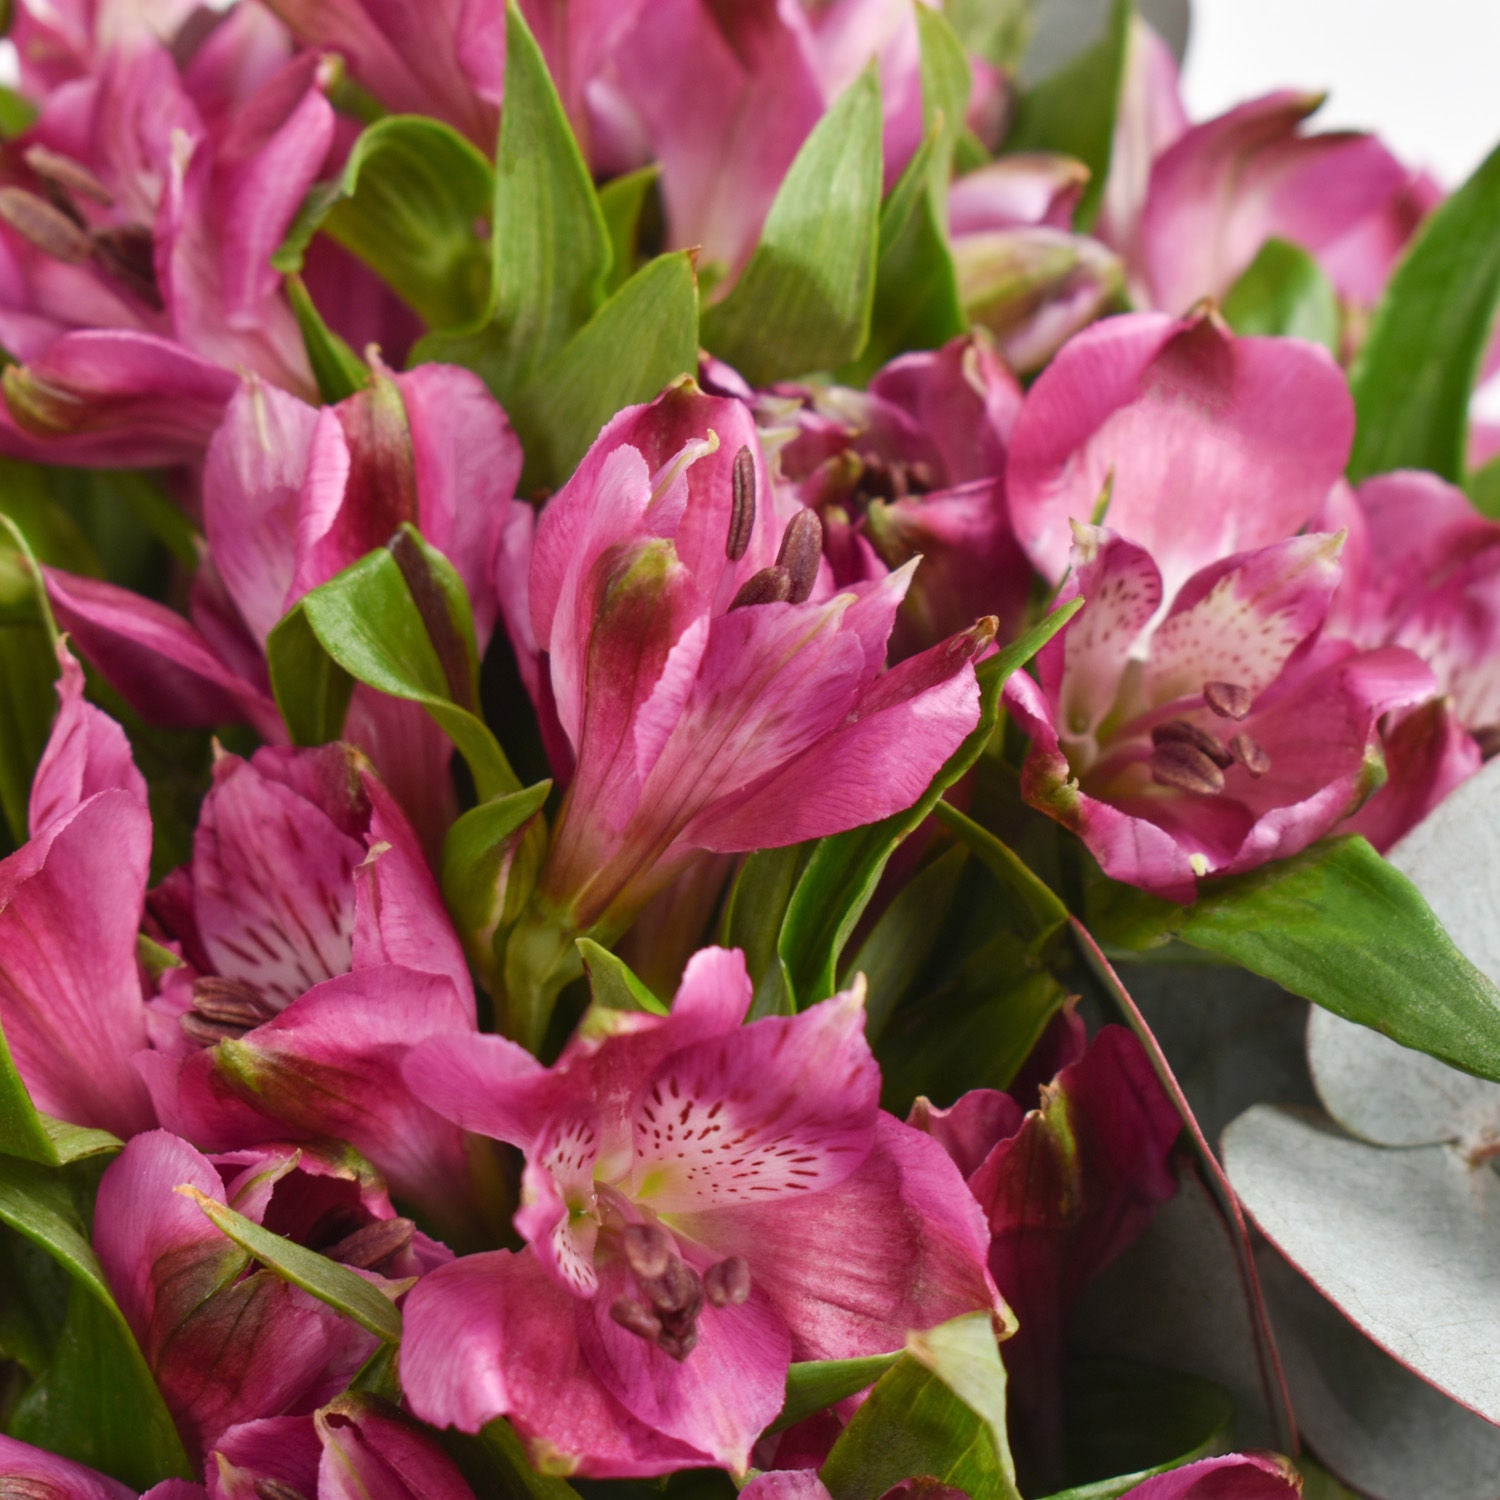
[
  {"xmin": 1221, "ymin": 237, "xmax": 1341, "ymax": 353},
  {"xmin": 1037, "ymin": 1361, "xmax": 1233, "ymax": 1498},
  {"xmin": 39, "ymin": 1115, "xmax": 122, "ymax": 1165},
  {"xmin": 479, "ymin": 1417, "xmax": 586, "ymax": 1493},
  {"xmin": 0, "ymin": 1014, "xmax": 61, "ymax": 1165},
  {"xmin": 1090, "ymin": 835, "xmax": 1500, "ymax": 1083},
  {"xmin": 741, "ymin": 599, "xmax": 1082, "ymax": 1018},
  {"xmin": 701, "ymin": 68, "xmax": 884, "ymax": 382},
  {"xmin": 0, "ymin": 1154, "xmax": 191, "ymax": 1486},
  {"xmin": 1349, "ymin": 138, "xmax": 1500, "ymax": 482},
  {"xmin": 508, "ymin": 250, "xmax": 699, "ymax": 492},
  {"xmin": 820, "ymin": 1312, "xmax": 1022, "ymax": 1500},
  {"xmin": 598, "ymin": 164, "xmax": 661, "ymax": 293},
  {"xmin": 849, "ymin": 7, "xmax": 971, "ymax": 376},
  {"xmin": 945, "ymin": 0, "xmax": 1036, "ymax": 70},
  {"xmin": 267, "ymin": 526, "xmax": 520, "ymax": 801},
  {"xmin": 441, "ymin": 781, "xmax": 552, "ymax": 977},
  {"xmin": 1002, "ymin": 0, "xmax": 1131, "ymax": 230},
  {"xmin": 577, "ymin": 939, "xmax": 668, "ymax": 1016},
  {"xmin": 286, "ymin": 272, "xmax": 369, "ymax": 404},
  {"xmin": 931, "ymin": 801, "xmax": 1068, "ymax": 947},
  {"xmin": 1466, "ymin": 451, "xmax": 1500, "ymax": 520},
  {"xmin": 182, "ymin": 1185, "xmax": 406, "ymax": 1344},
  {"xmin": 277, "ymin": 116, "xmax": 493, "ymax": 330},
  {"xmin": 773, "ymin": 1352, "xmax": 901, "ymax": 1433},
  {"xmin": 420, "ymin": 2, "xmax": 610, "ymax": 397}
]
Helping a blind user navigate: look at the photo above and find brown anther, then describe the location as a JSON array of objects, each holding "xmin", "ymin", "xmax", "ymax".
[
  {"xmin": 1228, "ymin": 733, "xmax": 1271, "ymax": 778},
  {"xmin": 728, "ymin": 564, "xmax": 793, "ymax": 610},
  {"xmin": 656, "ymin": 1326, "xmax": 700, "ymax": 1362},
  {"xmin": 1150, "ymin": 740, "xmax": 1227, "ymax": 796},
  {"xmin": 323, "ymin": 1216, "xmax": 416, "ymax": 1272},
  {"xmin": 609, "ymin": 1296, "xmax": 662, "ymax": 1341},
  {"xmin": 646, "ymin": 1256, "xmax": 703, "ymax": 1319},
  {"xmin": 189, "ymin": 975, "xmax": 275, "ymax": 1025},
  {"xmin": 1150, "ymin": 718, "xmax": 1233, "ymax": 769},
  {"xmin": 1203, "ymin": 680, "xmax": 1253, "ymax": 720},
  {"xmin": 703, "ymin": 1255, "xmax": 750, "ymax": 1308},
  {"xmin": 726, "ymin": 444, "xmax": 756, "ymax": 561},
  {"xmin": 23, "ymin": 145, "xmax": 114, "ymax": 207},
  {"xmin": 775, "ymin": 509, "xmax": 823, "ymax": 604},
  {"xmin": 90, "ymin": 223, "xmax": 164, "ymax": 310},
  {"xmin": 254, "ymin": 1482, "xmax": 311, "ymax": 1500},
  {"xmin": 1475, "ymin": 724, "xmax": 1500, "ymax": 760},
  {"xmin": 0, "ymin": 187, "xmax": 92, "ymax": 262},
  {"xmin": 622, "ymin": 1220, "xmax": 674, "ymax": 1281}
]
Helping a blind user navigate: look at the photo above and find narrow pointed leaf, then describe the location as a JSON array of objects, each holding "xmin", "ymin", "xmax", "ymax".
[
  {"xmin": 577, "ymin": 939, "xmax": 668, "ymax": 1016},
  {"xmin": 1002, "ymin": 0, "xmax": 1130, "ymax": 229},
  {"xmin": 701, "ymin": 68, "xmax": 884, "ymax": 382},
  {"xmin": 182, "ymin": 1186, "xmax": 406, "ymax": 1345},
  {"xmin": 773, "ymin": 1351, "xmax": 902, "ymax": 1433},
  {"xmin": 286, "ymin": 273, "xmax": 370, "ymax": 403},
  {"xmin": 1350, "ymin": 138, "xmax": 1500, "ymax": 482},
  {"xmin": 597, "ymin": 164, "xmax": 661, "ymax": 293},
  {"xmin": 509, "ymin": 250, "xmax": 699, "ymax": 491}
]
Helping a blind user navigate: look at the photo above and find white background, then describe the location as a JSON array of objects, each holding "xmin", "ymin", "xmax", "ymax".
[{"xmin": 1183, "ymin": 0, "xmax": 1500, "ymax": 187}]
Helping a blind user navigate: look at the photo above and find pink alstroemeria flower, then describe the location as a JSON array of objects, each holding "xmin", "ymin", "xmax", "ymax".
[
  {"xmin": 203, "ymin": 1395, "xmax": 477, "ymax": 1500},
  {"xmin": 134, "ymin": 743, "xmax": 481, "ymax": 1235},
  {"xmin": 500, "ymin": 379, "xmax": 989, "ymax": 940},
  {"xmin": 94, "ymin": 1131, "xmax": 426, "ymax": 1464},
  {"xmin": 1006, "ymin": 523, "xmax": 1435, "ymax": 901},
  {"xmin": 0, "ymin": 1, "xmax": 337, "ymax": 464},
  {"xmin": 1006, "ymin": 310, "xmax": 1356, "ymax": 596},
  {"xmin": 912, "ymin": 1022, "xmax": 1181, "ymax": 1487},
  {"xmin": 398, "ymin": 947, "xmax": 1000, "ymax": 1477},
  {"xmin": 45, "ymin": 362, "xmax": 521, "ymax": 844},
  {"xmin": 613, "ymin": 0, "xmax": 927, "ymax": 284},
  {"xmin": 1320, "ymin": 472, "xmax": 1500, "ymax": 847},
  {"xmin": 0, "ymin": 1434, "xmax": 200, "ymax": 1499},
  {"xmin": 718, "ymin": 332, "xmax": 1029, "ymax": 653},
  {"xmin": 1095, "ymin": 17, "xmax": 1438, "ymax": 325},
  {"xmin": 0, "ymin": 640, "xmax": 155, "ymax": 1137}
]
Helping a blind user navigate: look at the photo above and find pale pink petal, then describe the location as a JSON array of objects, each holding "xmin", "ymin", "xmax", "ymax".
[{"xmin": 1006, "ymin": 312, "xmax": 1354, "ymax": 594}]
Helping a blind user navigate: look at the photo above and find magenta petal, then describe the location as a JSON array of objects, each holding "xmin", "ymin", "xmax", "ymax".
[
  {"xmin": 1121, "ymin": 1453, "xmax": 1301, "ymax": 1498},
  {"xmin": 627, "ymin": 990, "xmax": 881, "ymax": 1212},
  {"xmin": 578, "ymin": 1255, "xmax": 791, "ymax": 1472},
  {"xmin": 205, "ymin": 966, "xmax": 478, "ymax": 1226},
  {"xmin": 208, "ymin": 1416, "xmax": 321, "ymax": 1500},
  {"xmin": 1140, "ymin": 90, "xmax": 1413, "ymax": 311},
  {"xmin": 314, "ymin": 1393, "xmax": 479, "ymax": 1500},
  {"xmin": 3, "ymin": 330, "xmax": 240, "ymax": 467},
  {"xmin": 203, "ymin": 378, "xmax": 332, "ymax": 646},
  {"xmin": 403, "ymin": 1032, "xmax": 553, "ymax": 1150},
  {"xmin": 44, "ymin": 567, "xmax": 279, "ymax": 735},
  {"xmin": 741, "ymin": 1474, "xmax": 832, "ymax": 1500},
  {"xmin": 95, "ymin": 1132, "xmax": 378, "ymax": 1462},
  {"xmin": 189, "ymin": 749, "xmax": 364, "ymax": 1010},
  {"xmin": 0, "ymin": 1435, "xmax": 139, "ymax": 1499},
  {"xmin": 908, "ymin": 1090, "xmax": 1027, "ymax": 1182},
  {"xmin": 681, "ymin": 615, "xmax": 982, "ymax": 853},
  {"xmin": 0, "ymin": 791, "xmax": 154, "ymax": 1136},
  {"xmin": 678, "ymin": 1115, "xmax": 999, "ymax": 1363},
  {"xmin": 399, "ymin": 1250, "xmax": 707, "ymax": 1475},
  {"xmin": 28, "ymin": 638, "xmax": 144, "ymax": 836},
  {"xmin": 1006, "ymin": 311, "xmax": 1354, "ymax": 593}
]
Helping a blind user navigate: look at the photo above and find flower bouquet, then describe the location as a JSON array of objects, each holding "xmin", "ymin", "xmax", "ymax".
[{"xmin": 1, "ymin": 2, "xmax": 1498, "ymax": 1498}]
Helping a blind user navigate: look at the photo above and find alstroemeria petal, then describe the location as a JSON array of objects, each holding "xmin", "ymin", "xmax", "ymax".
[
  {"xmin": 399, "ymin": 1250, "xmax": 708, "ymax": 1475},
  {"xmin": 0, "ymin": 1434, "xmax": 138, "ymax": 1499},
  {"xmin": 28, "ymin": 637, "xmax": 144, "ymax": 835},
  {"xmin": 315, "ymin": 1394, "xmax": 480, "ymax": 1500},
  {"xmin": 0, "ymin": 792, "xmax": 154, "ymax": 1136},
  {"xmin": 1007, "ymin": 312, "xmax": 1354, "ymax": 593}
]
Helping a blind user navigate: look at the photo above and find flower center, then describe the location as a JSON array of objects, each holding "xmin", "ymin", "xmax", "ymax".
[{"xmin": 606, "ymin": 1220, "xmax": 749, "ymax": 1363}]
